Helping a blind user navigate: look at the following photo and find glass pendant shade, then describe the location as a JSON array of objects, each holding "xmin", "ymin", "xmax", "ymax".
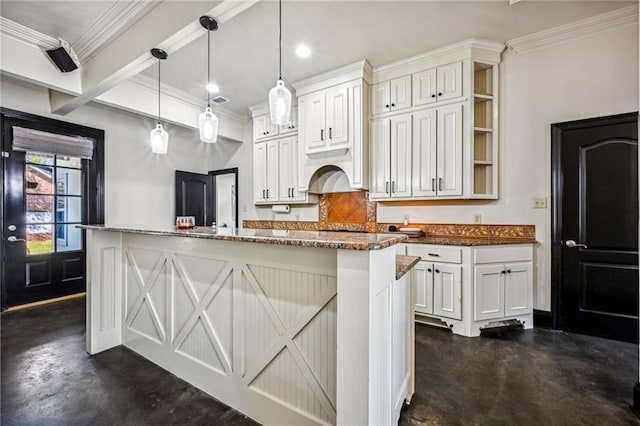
[
  {"xmin": 199, "ymin": 107, "xmax": 219, "ymax": 143},
  {"xmin": 150, "ymin": 123, "xmax": 168, "ymax": 154},
  {"xmin": 269, "ymin": 79, "xmax": 292, "ymax": 125}
]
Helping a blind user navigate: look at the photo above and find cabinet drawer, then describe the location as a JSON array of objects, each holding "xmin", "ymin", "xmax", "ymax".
[
  {"xmin": 406, "ymin": 245, "xmax": 461, "ymax": 264},
  {"xmin": 474, "ymin": 245, "xmax": 533, "ymax": 264}
]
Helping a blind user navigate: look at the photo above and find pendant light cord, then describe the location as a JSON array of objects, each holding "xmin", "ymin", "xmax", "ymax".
[
  {"xmin": 207, "ymin": 29, "xmax": 211, "ymax": 108},
  {"xmin": 278, "ymin": 0, "xmax": 282, "ymax": 80},
  {"xmin": 157, "ymin": 58, "xmax": 161, "ymax": 124}
]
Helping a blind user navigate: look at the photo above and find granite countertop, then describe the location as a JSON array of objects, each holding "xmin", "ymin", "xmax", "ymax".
[
  {"xmin": 396, "ymin": 255, "xmax": 421, "ymax": 280},
  {"xmin": 79, "ymin": 225, "xmax": 407, "ymax": 251},
  {"xmin": 398, "ymin": 235, "xmax": 537, "ymax": 246}
]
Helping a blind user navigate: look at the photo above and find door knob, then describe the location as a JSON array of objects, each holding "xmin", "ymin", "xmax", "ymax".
[
  {"xmin": 8, "ymin": 236, "xmax": 26, "ymax": 242},
  {"xmin": 565, "ymin": 240, "xmax": 588, "ymax": 249}
]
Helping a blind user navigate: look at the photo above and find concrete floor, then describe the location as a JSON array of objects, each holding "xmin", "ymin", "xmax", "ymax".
[{"xmin": 1, "ymin": 297, "xmax": 638, "ymax": 425}]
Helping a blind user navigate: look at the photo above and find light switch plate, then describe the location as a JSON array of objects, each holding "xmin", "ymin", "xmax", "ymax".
[
  {"xmin": 473, "ymin": 214, "xmax": 482, "ymax": 224},
  {"xmin": 532, "ymin": 197, "xmax": 547, "ymax": 208}
]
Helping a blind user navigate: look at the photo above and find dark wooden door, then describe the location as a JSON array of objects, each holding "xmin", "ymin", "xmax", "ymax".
[
  {"xmin": 1, "ymin": 109, "xmax": 104, "ymax": 310},
  {"xmin": 553, "ymin": 112, "xmax": 638, "ymax": 342},
  {"xmin": 175, "ymin": 170, "xmax": 213, "ymax": 226}
]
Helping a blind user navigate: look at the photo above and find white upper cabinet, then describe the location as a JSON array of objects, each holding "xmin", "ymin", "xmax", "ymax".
[
  {"xmin": 278, "ymin": 136, "xmax": 306, "ymax": 202},
  {"xmin": 253, "ymin": 114, "xmax": 279, "ymax": 141},
  {"xmin": 412, "ymin": 69, "xmax": 437, "ymax": 107},
  {"xmin": 279, "ymin": 106, "xmax": 298, "ymax": 135},
  {"xmin": 369, "ymin": 118, "xmax": 391, "ymax": 199},
  {"xmin": 412, "ymin": 109, "xmax": 437, "ymax": 197},
  {"xmin": 326, "ymin": 86, "xmax": 349, "ymax": 147},
  {"xmin": 372, "ymin": 76, "xmax": 411, "ymax": 114},
  {"xmin": 370, "ymin": 114, "xmax": 412, "ymax": 200},
  {"xmin": 436, "ymin": 62, "xmax": 463, "ymax": 101},
  {"xmin": 301, "ymin": 86, "xmax": 349, "ymax": 153},
  {"xmin": 253, "ymin": 140, "xmax": 279, "ymax": 204},
  {"xmin": 389, "ymin": 114, "xmax": 412, "ymax": 198},
  {"xmin": 436, "ymin": 103, "xmax": 463, "ymax": 197}
]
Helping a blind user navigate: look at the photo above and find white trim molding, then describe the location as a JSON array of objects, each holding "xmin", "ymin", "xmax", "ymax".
[
  {"xmin": 72, "ymin": 1, "xmax": 161, "ymax": 64},
  {"xmin": 507, "ymin": 4, "xmax": 639, "ymax": 55},
  {"xmin": 0, "ymin": 16, "xmax": 59, "ymax": 50}
]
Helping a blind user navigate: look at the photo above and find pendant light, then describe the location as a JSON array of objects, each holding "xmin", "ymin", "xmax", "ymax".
[
  {"xmin": 198, "ymin": 16, "xmax": 220, "ymax": 143},
  {"xmin": 268, "ymin": 0, "xmax": 292, "ymax": 125},
  {"xmin": 150, "ymin": 48, "xmax": 169, "ymax": 154}
]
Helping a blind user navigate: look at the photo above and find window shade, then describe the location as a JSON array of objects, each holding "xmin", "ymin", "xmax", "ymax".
[{"xmin": 12, "ymin": 126, "xmax": 94, "ymax": 160}]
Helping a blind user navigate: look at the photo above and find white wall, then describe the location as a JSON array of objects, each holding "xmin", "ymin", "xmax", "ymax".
[
  {"xmin": 222, "ymin": 25, "xmax": 638, "ymax": 311},
  {"xmin": 1, "ymin": 76, "xmax": 208, "ymax": 227}
]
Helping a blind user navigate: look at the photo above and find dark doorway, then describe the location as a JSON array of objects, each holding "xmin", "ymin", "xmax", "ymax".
[
  {"xmin": 175, "ymin": 168, "xmax": 238, "ymax": 228},
  {"xmin": 1, "ymin": 108, "xmax": 104, "ymax": 310},
  {"xmin": 551, "ymin": 112, "xmax": 638, "ymax": 343},
  {"xmin": 175, "ymin": 170, "xmax": 213, "ymax": 226}
]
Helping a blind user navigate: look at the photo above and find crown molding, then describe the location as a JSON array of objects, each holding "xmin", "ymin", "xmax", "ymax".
[
  {"xmin": 0, "ymin": 17, "xmax": 59, "ymax": 50},
  {"xmin": 507, "ymin": 5, "xmax": 639, "ymax": 55},
  {"xmin": 73, "ymin": 1, "xmax": 161, "ymax": 64},
  {"xmin": 372, "ymin": 38, "xmax": 505, "ymax": 75},
  {"xmin": 129, "ymin": 74, "xmax": 249, "ymax": 123},
  {"xmin": 292, "ymin": 59, "xmax": 372, "ymax": 96}
]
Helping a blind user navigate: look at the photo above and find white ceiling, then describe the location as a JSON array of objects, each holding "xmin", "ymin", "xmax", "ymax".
[
  {"xmin": 0, "ymin": 0, "xmax": 635, "ymax": 118},
  {"xmin": 1, "ymin": 1, "xmax": 113, "ymax": 45},
  {"xmin": 139, "ymin": 0, "xmax": 633, "ymax": 115}
]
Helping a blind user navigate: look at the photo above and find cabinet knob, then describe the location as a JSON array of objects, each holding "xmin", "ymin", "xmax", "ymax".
[
  {"xmin": 501, "ymin": 270, "xmax": 506, "ymax": 274},
  {"xmin": 435, "ymin": 269, "xmax": 440, "ymax": 274},
  {"xmin": 385, "ymin": 104, "xmax": 389, "ymax": 108},
  {"xmin": 427, "ymin": 268, "xmax": 432, "ymax": 273},
  {"xmin": 431, "ymin": 94, "xmax": 436, "ymax": 98},
  {"xmin": 507, "ymin": 269, "xmax": 512, "ymax": 274},
  {"xmin": 391, "ymin": 103, "xmax": 395, "ymax": 107},
  {"xmin": 438, "ymin": 92, "xmax": 443, "ymax": 96}
]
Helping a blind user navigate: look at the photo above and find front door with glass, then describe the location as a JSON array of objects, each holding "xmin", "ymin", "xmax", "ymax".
[{"xmin": 3, "ymin": 150, "xmax": 86, "ymax": 307}]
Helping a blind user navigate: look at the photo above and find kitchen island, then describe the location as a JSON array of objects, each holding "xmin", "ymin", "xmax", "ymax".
[{"xmin": 81, "ymin": 225, "xmax": 413, "ymax": 425}]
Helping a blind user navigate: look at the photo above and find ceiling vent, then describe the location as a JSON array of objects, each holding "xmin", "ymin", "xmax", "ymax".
[{"xmin": 210, "ymin": 95, "xmax": 229, "ymax": 105}]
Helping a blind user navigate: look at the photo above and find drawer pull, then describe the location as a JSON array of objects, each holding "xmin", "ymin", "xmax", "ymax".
[{"xmin": 428, "ymin": 253, "xmax": 440, "ymax": 257}]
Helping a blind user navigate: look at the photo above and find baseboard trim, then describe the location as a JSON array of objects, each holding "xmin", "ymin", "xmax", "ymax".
[
  {"xmin": 632, "ymin": 382, "xmax": 640, "ymax": 419},
  {"xmin": 533, "ymin": 309, "xmax": 553, "ymax": 328},
  {"xmin": 4, "ymin": 292, "xmax": 86, "ymax": 312}
]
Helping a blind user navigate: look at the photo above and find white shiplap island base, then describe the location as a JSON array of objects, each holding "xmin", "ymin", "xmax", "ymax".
[{"xmin": 81, "ymin": 226, "xmax": 413, "ymax": 426}]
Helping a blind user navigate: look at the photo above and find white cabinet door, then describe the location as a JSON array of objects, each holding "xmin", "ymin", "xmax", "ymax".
[
  {"xmin": 279, "ymin": 106, "xmax": 298, "ymax": 135},
  {"xmin": 253, "ymin": 114, "xmax": 275, "ymax": 141},
  {"xmin": 303, "ymin": 92, "xmax": 326, "ymax": 152},
  {"xmin": 412, "ymin": 69, "xmax": 437, "ymax": 107},
  {"xmin": 473, "ymin": 264, "xmax": 505, "ymax": 321},
  {"xmin": 266, "ymin": 140, "xmax": 279, "ymax": 202},
  {"xmin": 372, "ymin": 82, "xmax": 390, "ymax": 115},
  {"xmin": 412, "ymin": 109, "xmax": 437, "ymax": 197},
  {"xmin": 413, "ymin": 261, "xmax": 433, "ymax": 314},
  {"xmin": 504, "ymin": 262, "xmax": 532, "ymax": 317},
  {"xmin": 278, "ymin": 137, "xmax": 294, "ymax": 202},
  {"xmin": 369, "ymin": 118, "xmax": 391, "ymax": 200},
  {"xmin": 433, "ymin": 263, "xmax": 461, "ymax": 320},
  {"xmin": 326, "ymin": 86, "xmax": 349, "ymax": 147},
  {"xmin": 254, "ymin": 142, "xmax": 268, "ymax": 203},
  {"xmin": 436, "ymin": 62, "xmax": 462, "ymax": 101},
  {"xmin": 436, "ymin": 103, "xmax": 463, "ymax": 197},
  {"xmin": 390, "ymin": 76, "xmax": 411, "ymax": 111},
  {"xmin": 390, "ymin": 114, "xmax": 412, "ymax": 198}
]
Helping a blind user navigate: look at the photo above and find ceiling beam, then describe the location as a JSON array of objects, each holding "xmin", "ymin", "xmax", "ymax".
[{"xmin": 49, "ymin": 0, "xmax": 260, "ymax": 116}]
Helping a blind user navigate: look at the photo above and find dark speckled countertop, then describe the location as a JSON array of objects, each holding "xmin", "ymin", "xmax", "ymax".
[
  {"xmin": 79, "ymin": 225, "xmax": 408, "ymax": 251},
  {"xmin": 396, "ymin": 255, "xmax": 421, "ymax": 280},
  {"xmin": 398, "ymin": 235, "xmax": 537, "ymax": 246}
]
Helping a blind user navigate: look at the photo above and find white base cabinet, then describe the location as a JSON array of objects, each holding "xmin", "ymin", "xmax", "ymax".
[{"xmin": 405, "ymin": 243, "xmax": 534, "ymax": 337}]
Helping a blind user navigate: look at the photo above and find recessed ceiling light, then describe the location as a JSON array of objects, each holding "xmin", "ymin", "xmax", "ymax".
[
  {"xmin": 295, "ymin": 44, "xmax": 311, "ymax": 58},
  {"xmin": 206, "ymin": 82, "xmax": 219, "ymax": 93}
]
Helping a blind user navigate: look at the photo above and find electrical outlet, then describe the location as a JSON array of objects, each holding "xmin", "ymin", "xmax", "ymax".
[
  {"xmin": 532, "ymin": 197, "xmax": 547, "ymax": 209},
  {"xmin": 473, "ymin": 214, "xmax": 482, "ymax": 224},
  {"xmin": 403, "ymin": 215, "xmax": 410, "ymax": 225}
]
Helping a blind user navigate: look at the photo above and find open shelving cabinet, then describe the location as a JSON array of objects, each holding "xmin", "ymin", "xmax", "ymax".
[{"xmin": 471, "ymin": 61, "xmax": 499, "ymax": 198}]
